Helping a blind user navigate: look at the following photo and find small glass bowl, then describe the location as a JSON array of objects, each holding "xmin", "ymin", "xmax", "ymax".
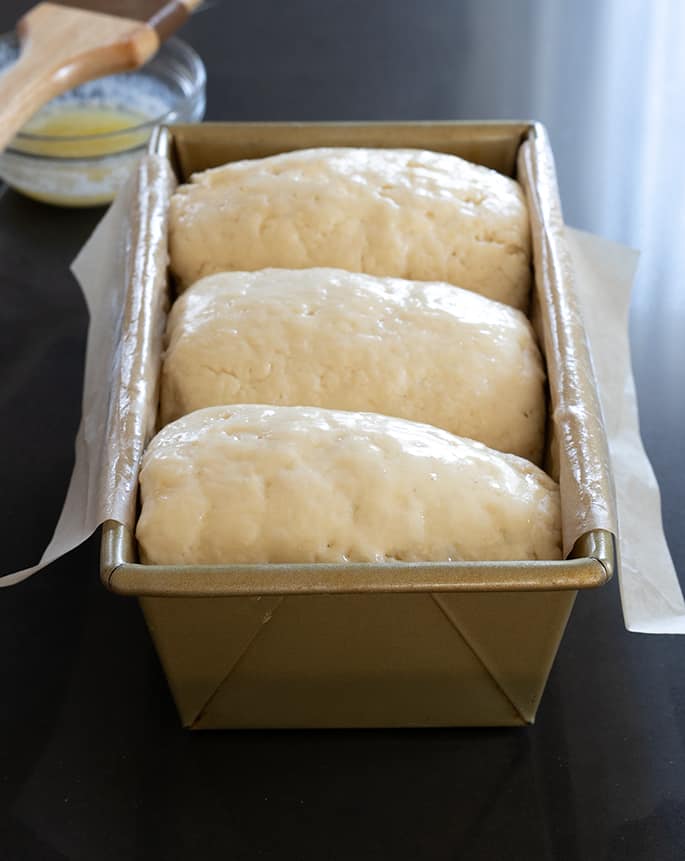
[{"xmin": 0, "ymin": 33, "xmax": 206, "ymax": 206}]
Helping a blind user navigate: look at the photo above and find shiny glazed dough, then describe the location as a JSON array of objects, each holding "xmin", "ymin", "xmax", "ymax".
[
  {"xmin": 160, "ymin": 268, "xmax": 546, "ymax": 462},
  {"xmin": 136, "ymin": 405, "xmax": 561, "ymax": 565},
  {"xmin": 168, "ymin": 147, "xmax": 532, "ymax": 309}
]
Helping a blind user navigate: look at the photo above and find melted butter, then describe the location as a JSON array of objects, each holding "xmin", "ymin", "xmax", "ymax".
[{"xmin": 15, "ymin": 105, "xmax": 150, "ymax": 158}]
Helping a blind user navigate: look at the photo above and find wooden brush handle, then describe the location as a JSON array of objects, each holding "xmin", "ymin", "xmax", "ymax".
[
  {"xmin": 56, "ymin": 0, "xmax": 203, "ymax": 40},
  {"xmin": 0, "ymin": 3, "xmax": 167, "ymax": 152}
]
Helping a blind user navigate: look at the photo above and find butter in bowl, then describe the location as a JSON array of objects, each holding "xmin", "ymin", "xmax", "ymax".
[{"xmin": 0, "ymin": 33, "xmax": 205, "ymax": 206}]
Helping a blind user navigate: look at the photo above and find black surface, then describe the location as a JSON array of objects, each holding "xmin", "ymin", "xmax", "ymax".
[{"xmin": 1, "ymin": 2, "xmax": 684, "ymax": 859}]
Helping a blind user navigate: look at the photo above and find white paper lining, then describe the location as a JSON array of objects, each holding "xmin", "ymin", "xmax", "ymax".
[
  {"xmin": 566, "ymin": 227, "xmax": 685, "ymax": 633},
  {"xmin": 0, "ymin": 176, "xmax": 133, "ymax": 586}
]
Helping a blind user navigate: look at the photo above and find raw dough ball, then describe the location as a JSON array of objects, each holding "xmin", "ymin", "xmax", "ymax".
[
  {"xmin": 169, "ymin": 147, "xmax": 531, "ymax": 309},
  {"xmin": 136, "ymin": 404, "xmax": 561, "ymax": 565},
  {"xmin": 160, "ymin": 268, "xmax": 546, "ymax": 462}
]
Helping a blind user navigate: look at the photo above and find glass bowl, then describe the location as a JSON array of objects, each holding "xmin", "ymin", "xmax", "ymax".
[{"xmin": 0, "ymin": 33, "xmax": 206, "ymax": 206}]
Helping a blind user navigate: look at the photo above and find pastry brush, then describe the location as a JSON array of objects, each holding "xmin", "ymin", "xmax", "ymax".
[{"xmin": 0, "ymin": 0, "xmax": 201, "ymax": 151}]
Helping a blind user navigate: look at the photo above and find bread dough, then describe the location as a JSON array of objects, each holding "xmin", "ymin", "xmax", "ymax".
[
  {"xmin": 136, "ymin": 405, "xmax": 561, "ymax": 565},
  {"xmin": 169, "ymin": 147, "xmax": 531, "ymax": 309},
  {"xmin": 160, "ymin": 268, "xmax": 546, "ymax": 462}
]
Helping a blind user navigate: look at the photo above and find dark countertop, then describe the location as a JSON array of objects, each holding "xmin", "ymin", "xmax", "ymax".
[{"xmin": 1, "ymin": 2, "xmax": 684, "ymax": 858}]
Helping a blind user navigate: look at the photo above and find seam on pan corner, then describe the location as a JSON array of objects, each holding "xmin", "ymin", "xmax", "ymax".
[
  {"xmin": 189, "ymin": 596, "xmax": 286, "ymax": 727},
  {"xmin": 431, "ymin": 593, "xmax": 529, "ymax": 725},
  {"xmin": 105, "ymin": 562, "xmax": 126, "ymax": 591}
]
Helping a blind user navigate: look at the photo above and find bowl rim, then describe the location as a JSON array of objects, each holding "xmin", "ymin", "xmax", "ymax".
[{"xmin": 0, "ymin": 33, "xmax": 206, "ymax": 157}]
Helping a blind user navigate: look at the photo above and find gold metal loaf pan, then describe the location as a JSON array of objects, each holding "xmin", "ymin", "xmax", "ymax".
[{"xmin": 100, "ymin": 122, "xmax": 617, "ymax": 728}]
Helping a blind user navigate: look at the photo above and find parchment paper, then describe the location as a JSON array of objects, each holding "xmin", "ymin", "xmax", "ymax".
[
  {"xmin": 0, "ymin": 155, "xmax": 174, "ymax": 586},
  {"xmin": 0, "ymin": 173, "xmax": 135, "ymax": 587},
  {"xmin": 1, "ymin": 156, "xmax": 682, "ymax": 634},
  {"xmin": 566, "ymin": 227, "xmax": 685, "ymax": 633}
]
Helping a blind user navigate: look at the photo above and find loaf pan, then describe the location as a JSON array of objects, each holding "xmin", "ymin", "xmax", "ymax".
[{"xmin": 100, "ymin": 121, "xmax": 617, "ymax": 727}]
